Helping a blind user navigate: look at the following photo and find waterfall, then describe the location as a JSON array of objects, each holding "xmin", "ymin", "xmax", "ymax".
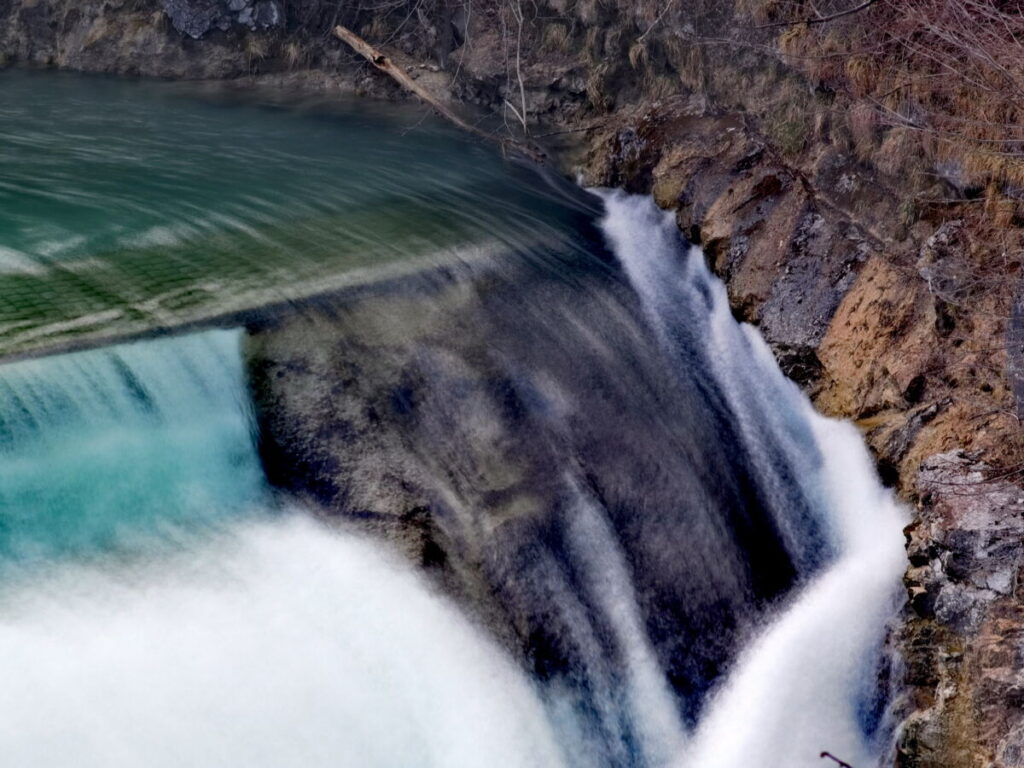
[
  {"xmin": 686, "ymin": 410, "xmax": 907, "ymax": 767},
  {"xmin": 598, "ymin": 192, "xmax": 907, "ymax": 767},
  {"xmin": 0, "ymin": 516, "xmax": 568, "ymax": 768},
  {"xmin": 0, "ymin": 204, "xmax": 906, "ymax": 768},
  {"xmin": 597, "ymin": 191, "xmax": 831, "ymax": 574},
  {"xmin": 0, "ymin": 330, "xmax": 265, "ymax": 565},
  {"xmin": 563, "ymin": 480, "xmax": 689, "ymax": 766},
  {"xmin": 0, "ymin": 333, "xmax": 568, "ymax": 768}
]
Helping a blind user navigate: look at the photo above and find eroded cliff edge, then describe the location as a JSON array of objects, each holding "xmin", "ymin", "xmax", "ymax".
[{"xmin": 5, "ymin": 1, "xmax": 1024, "ymax": 765}]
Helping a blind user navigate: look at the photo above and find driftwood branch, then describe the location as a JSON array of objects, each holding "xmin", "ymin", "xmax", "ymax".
[
  {"xmin": 333, "ymin": 24, "xmax": 545, "ymax": 163},
  {"xmin": 820, "ymin": 752, "xmax": 854, "ymax": 768}
]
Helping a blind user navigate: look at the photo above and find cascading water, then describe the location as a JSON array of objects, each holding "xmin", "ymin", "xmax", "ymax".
[
  {"xmin": 0, "ymin": 71, "xmax": 908, "ymax": 768},
  {"xmin": 0, "ymin": 519, "xmax": 572, "ymax": 768},
  {"xmin": 598, "ymin": 193, "xmax": 909, "ymax": 767},
  {"xmin": 0, "ymin": 329, "xmax": 265, "ymax": 565},
  {"xmin": 0, "ymin": 332, "xmax": 568, "ymax": 768}
]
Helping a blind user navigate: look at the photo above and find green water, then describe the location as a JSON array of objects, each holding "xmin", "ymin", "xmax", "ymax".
[
  {"xmin": 0, "ymin": 70, "xmax": 588, "ymax": 358},
  {"xmin": 0, "ymin": 69, "xmax": 603, "ymax": 564}
]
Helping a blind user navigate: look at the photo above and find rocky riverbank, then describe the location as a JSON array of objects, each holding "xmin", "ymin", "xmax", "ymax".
[
  {"xmin": 581, "ymin": 97, "xmax": 1024, "ymax": 768},
  {"xmin": 4, "ymin": 1, "xmax": 1023, "ymax": 764}
]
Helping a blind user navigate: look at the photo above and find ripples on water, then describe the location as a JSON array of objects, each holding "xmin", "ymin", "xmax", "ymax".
[{"xmin": 0, "ymin": 70, "xmax": 599, "ymax": 357}]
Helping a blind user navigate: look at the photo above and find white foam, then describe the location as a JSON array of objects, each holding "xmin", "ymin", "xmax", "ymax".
[
  {"xmin": 684, "ymin": 410, "xmax": 907, "ymax": 768},
  {"xmin": 0, "ymin": 245, "xmax": 46, "ymax": 275},
  {"xmin": 596, "ymin": 190, "xmax": 908, "ymax": 768},
  {"xmin": 566, "ymin": 483, "xmax": 689, "ymax": 766},
  {"xmin": 0, "ymin": 516, "xmax": 568, "ymax": 768}
]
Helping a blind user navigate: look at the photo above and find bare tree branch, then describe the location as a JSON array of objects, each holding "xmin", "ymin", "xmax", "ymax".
[{"xmin": 752, "ymin": 0, "xmax": 879, "ymax": 29}]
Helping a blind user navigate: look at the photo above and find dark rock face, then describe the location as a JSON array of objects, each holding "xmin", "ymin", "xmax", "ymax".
[
  {"xmin": 245, "ymin": 248, "xmax": 823, "ymax": 743},
  {"xmin": 0, "ymin": 1, "xmax": 250, "ymax": 77},
  {"xmin": 0, "ymin": 0, "xmax": 303, "ymax": 79},
  {"xmin": 160, "ymin": 0, "xmax": 283, "ymax": 38},
  {"xmin": 584, "ymin": 108, "xmax": 875, "ymax": 390},
  {"xmin": 162, "ymin": 0, "xmax": 225, "ymax": 38}
]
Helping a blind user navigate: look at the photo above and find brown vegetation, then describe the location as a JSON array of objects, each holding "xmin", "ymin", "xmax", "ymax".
[{"xmin": 764, "ymin": 1, "xmax": 1024, "ymax": 201}]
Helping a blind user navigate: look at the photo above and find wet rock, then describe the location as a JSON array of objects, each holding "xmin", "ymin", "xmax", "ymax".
[
  {"xmin": 596, "ymin": 107, "xmax": 877, "ymax": 389},
  {"xmin": 245, "ymin": 252, "xmax": 820, "ymax": 731},
  {"xmin": 755, "ymin": 210, "xmax": 868, "ymax": 385}
]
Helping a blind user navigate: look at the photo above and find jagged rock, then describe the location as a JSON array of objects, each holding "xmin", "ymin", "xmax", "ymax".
[
  {"xmin": 918, "ymin": 221, "xmax": 971, "ymax": 305},
  {"xmin": 161, "ymin": 0, "xmax": 226, "ymax": 39},
  {"xmin": 591, "ymin": 106, "xmax": 878, "ymax": 388},
  {"xmin": 1008, "ymin": 289, "xmax": 1024, "ymax": 420},
  {"xmin": 815, "ymin": 255, "xmax": 937, "ymax": 419},
  {"xmin": 897, "ymin": 451, "xmax": 1024, "ymax": 767},
  {"xmin": 159, "ymin": 0, "xmax": 282, "ymax": 38},
  {"xmin": 253, "ymin": 1, "xmax": 281, "ymax": 28}
]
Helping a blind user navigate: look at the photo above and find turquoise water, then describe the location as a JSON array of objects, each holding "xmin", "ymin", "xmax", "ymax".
[
  {"xmin": 0, "ymin": 330, "xmax": 265, "ymax": 565},
  {"xmin": 0, "ymin": 69, "xmax": 598, "ymax": 568}
]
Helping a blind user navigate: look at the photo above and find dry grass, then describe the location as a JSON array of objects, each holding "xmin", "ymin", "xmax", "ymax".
[
  {"xmin": 282, "ymin": 40, "xmax": 308, "ymax": 70},
  {"xmin": 586, "ymin": 62, "xmax": 613, "ymax": 111},
  {"xmin": 244, "ymin": 34, "xmax": 269, "ymax": 73},
  {"xmin": 628, "ymin": 40, "xmax": 649, "ymax": 70},
  {"xmin": 760, "ymin": 0, "xmax": 1024, "ymax": 199},
  {"xmin": 539, "ymin": 22, "xmax": 573, "ymax": 54}
]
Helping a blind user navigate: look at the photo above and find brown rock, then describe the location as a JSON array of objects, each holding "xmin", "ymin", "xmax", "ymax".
[{"xmin": 816, "ymin": 255, "xmax": 937, "ymax": 418}]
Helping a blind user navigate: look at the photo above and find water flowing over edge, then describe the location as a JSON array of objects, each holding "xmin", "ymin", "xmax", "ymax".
[
  {"xmin": 0, "ymin": 191, "xmax": 909, "ymax": 768},
  {"xmin": 598, "ymin": 191, "xmax": 909, "ymax": 768},
  {"xmin": 0, "ymin": 516, "xmax": 571, "ymax": 768}
]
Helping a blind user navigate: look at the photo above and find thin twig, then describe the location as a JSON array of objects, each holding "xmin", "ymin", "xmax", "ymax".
[
  {"xmin": 637, "ymin": 0, "xmax": 678, "ymax": 44},
  {"xmin": 752, "ymin": 0, "xmax": 880, "ymax": 29}
]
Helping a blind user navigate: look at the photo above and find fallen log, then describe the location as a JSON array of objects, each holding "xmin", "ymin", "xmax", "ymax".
[{"xmin": 333, "ymin": 25, "xmax": 546, "ymax": 164}]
